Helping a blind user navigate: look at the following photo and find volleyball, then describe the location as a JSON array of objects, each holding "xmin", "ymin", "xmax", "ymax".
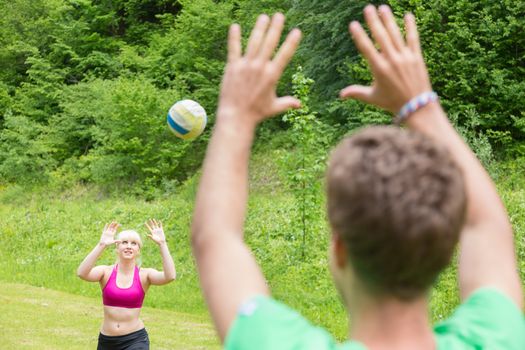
[{"xmin": 167, "ymin": 100, "xmax": 207, "ymax": 140}]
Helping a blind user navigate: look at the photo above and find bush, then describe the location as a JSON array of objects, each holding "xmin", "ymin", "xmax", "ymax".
[{"xmin": 52, "ymin": 77, "xmax": 198, "ymax": 189}]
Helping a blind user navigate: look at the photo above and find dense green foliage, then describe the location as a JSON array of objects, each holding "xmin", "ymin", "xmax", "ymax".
[
  {"xmin": 292, "ymin": 0, "xmax": 525, "ymax": 147},
  {"xmin": 391, "ymin": 0, "xmax": 525, "ymax": 154},
  {"xmin": 1, "ymin": 0, "xmax": 523, "ymax": 188}
]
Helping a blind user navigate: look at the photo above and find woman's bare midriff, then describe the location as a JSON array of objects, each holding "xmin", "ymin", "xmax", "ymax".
[{"xmin": 101, "ymin": 305, "xmax": 144, "ymax": 336}]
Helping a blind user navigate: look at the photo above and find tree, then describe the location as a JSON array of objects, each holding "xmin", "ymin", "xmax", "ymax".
[
  {"xmin": 282, "ymin": 67, "xmax": 335, "ymax": 257},
  {"xmin": 391, "ymin": 0, "xmax": 525, "ymax": 154}
]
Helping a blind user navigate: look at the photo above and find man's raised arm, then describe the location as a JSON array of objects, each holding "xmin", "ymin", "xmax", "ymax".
[
  {"xmin": 191, "ymin": 13, "xmax": 302, "ymax": 341},
  {"xmin": 341, "ymin": 5, "xmax": 522, "ymax": 308}
]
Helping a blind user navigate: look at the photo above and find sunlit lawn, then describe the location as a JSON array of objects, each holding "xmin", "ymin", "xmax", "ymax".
[{"xmin": 0, "ymin": 282, "xmax": 221, "ymax": 350}]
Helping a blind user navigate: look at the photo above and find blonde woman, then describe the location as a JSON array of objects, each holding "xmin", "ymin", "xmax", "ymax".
[{"xmin": 77, "ymin": 219, "xmax": 176, "ymax": 350}]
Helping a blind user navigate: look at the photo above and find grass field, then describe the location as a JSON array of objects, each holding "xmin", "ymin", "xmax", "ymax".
[
  {"xmin": 0, "ymin": 282, "xmax": 220, "ymax": 349},
  {"xmin": 0, "ymin": 156, "xmax": 524, "ymax": 345}
]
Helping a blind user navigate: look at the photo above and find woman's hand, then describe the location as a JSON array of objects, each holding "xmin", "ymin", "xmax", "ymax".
[
  {"xmin": 99, "ymin": 221, "xmax": 121, "ymax": 247},
  {"xmin": 145, "ymin": 219, "xmax": 166, "ymax": 246},
  {"xmin": 340, "ymin": 5, "xmax": 432, "ymax": 114}
]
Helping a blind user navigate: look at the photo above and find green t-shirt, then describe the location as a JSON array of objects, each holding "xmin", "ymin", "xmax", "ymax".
[{"xmin": 225, "ymin": 288, "xmax": 525, "ymax": 349}]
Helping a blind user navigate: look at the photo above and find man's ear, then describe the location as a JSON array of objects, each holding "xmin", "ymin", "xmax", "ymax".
[{"xmin": 332, "ymin": 231, "xmax": 347, "ymax": 268}]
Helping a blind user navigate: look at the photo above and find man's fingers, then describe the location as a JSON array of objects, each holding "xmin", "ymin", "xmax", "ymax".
[
  {"xmin": 271, "ymin": 96, "xmax": 301, "ymax": 115},
  {"xmin": 228, "ymin": 24, "xmax": 241, "ymax": 63},
  {"xmin": 272, "ymin": 28, "xmax": 301, "ymax": 76},
  {"xmin": 259, "ymin": 13, "xmax": 285, "ymax": 60},
  {"xmin": 364, "ymin": 5, "xmax": 394, "ymax": 56},
  {"xmin": 404, "ymin": 13, "xmax": 421, "ymax": 54},
  {"xmin": 246, "ymin": 14, "xmax": 270, "ymax": 58},
  {"xmin": 349, "ymin": 21, "xmax": 381, "ymax": 69},
  {"xmin": 378, "ymin": 5, "xmax": 404, "ymax": 50},
  {"xmin": 340, "ymin": 85, "xmax": 374, "ymax": 104}
]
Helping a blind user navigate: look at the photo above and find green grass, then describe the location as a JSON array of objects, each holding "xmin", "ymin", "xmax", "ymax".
[
  {"xmin": 0, "ymin": 156, "xmax": 524, "ymax": 343},
  {"xmin": 0, "ymin": 183, "xmax": 207, "ymax": 315},
  {"xmin": 0, "ymin": 282, "xmax": 220, "ymax": 349}
]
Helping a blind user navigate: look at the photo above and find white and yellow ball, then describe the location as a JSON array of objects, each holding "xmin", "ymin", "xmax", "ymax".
[{"xmin": 167, "ymin": 99, "xmax": 207, "ymax": 140}]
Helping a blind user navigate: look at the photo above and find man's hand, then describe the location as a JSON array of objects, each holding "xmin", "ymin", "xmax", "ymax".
[
  {"xmin": 217, "ymin": 13, "xmax": 302, "ymax": 128},
  {"xmin": 340, "ymin": 5, "xmax": 432, "ymax": 113}
]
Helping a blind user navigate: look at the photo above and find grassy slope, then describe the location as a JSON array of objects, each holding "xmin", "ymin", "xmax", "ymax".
[
  {"xmin": 0, "ymin": 142, "xmax": 524, "ymax": 343},
  {"xmin": 0, "ymin": 282, "xmax": 220, "ymax": 349}
]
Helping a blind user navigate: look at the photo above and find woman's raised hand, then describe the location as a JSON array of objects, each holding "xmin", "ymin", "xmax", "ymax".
[
  {"xmin": 340, "ymin": 5, "xmax": 432, "ymax": 114},
  {"xmin": 99, "ymin": 221, "xmax": 121, "ymax": 247},
  {"xmin": 145, "ymin": 219, "xmax": 166, "ymax": 246}
]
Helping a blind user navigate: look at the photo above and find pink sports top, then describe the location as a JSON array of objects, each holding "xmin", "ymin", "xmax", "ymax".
[{"xmin": 102, "ymin": 265, "xmax": 145, "ymax": 309}]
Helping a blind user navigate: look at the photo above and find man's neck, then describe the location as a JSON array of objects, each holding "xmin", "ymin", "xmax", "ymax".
[{"xmin": 349, "ymin": 294, "xmax": 435, "ymax": 350}]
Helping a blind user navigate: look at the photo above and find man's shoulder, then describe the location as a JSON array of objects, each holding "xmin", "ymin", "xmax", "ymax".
[
  {"xmin": 225, "ymin": 296, "xmax": 364, "ymax": 350},
  {"xmin": 434, "ymin": 288, "xmax": 525, "ymax": 350}
]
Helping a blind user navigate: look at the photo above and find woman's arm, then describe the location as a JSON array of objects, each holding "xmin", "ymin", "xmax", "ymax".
[
  {"xmin": 145, "ymin": 219, "xmax": 176, "ymax": 285},
  {"xmin": 76, "ymin": 222, "xmax": 120, "ymax": 282}
]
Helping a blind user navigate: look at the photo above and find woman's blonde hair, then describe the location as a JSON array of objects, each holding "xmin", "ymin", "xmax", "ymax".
[
  {"xmin": 116, "ymin": 230, "xmax": 143, "ymax": 248},
  {"xmin": 115, "ymin": 230, "xmax": 143, "ymax": 266}
]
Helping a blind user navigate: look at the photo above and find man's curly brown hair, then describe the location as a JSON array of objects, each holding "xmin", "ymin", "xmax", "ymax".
[{"xmin": 327, "ymin": 126, "xmax": 466, "ymax": 300}]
